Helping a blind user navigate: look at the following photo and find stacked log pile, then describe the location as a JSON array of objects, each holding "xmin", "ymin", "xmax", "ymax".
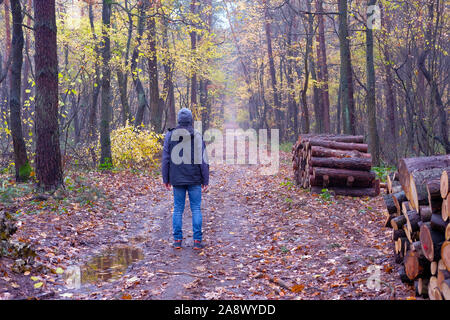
[
  {"xmin": 381, "ymin": 155, "xmax": 450, "ymax": 299},
  {"xmin": 292, "ymin": 134, "xmax": 380, "ymax": 197}
]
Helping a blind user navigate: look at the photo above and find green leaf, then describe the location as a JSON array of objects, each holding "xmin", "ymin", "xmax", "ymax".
[
  {"xmin": 56, "ymin": 267, "xmax": 64, "ymax": 274},
  {"xmin": 34, "ymin": 282, "xmax": 43, "ymax": 289}
]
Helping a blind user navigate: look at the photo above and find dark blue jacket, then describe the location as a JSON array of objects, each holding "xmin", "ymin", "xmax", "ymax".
[{"xmin": 162, "ymin": 109, "xmax": 209, "ymax": 186}]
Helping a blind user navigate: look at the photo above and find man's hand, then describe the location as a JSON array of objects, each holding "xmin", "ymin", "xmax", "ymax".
[
  {"xmin": 164, "ymin": 183, "xmax": 172, "ymax": 191},
  {"xmin": 202, "ymin": 185, "xmax": 208, "ymax": 193}
]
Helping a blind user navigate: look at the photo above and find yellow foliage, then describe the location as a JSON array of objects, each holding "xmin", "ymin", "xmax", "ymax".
[{"xmin": 105, "ymin": 123, "xmax": 163, "ymax": 170}]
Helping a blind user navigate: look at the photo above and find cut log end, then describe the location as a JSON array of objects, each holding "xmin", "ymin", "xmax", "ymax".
[
  {"xmin": 420, "ymin": 223, "xmax": 445, "ymax": 262},
  {"xmin": 441, "ymin": 279, "xmax": 450, "ymax": 300},
  {"xmin": 441, "ymin": 170, "xmax": 449, "ymax": 199},
  {"xmin": 442, "ymin": 197, "xmax": 449, "ymax": 222},
  {"xmin": 441, "ymin": 241, "xmax": 450, "ymax": 272}
]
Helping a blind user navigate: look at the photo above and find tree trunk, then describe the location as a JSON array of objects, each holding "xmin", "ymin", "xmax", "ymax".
[
  {"xmin": 308, "ymin": 139, "xmax": 368, "ymax": 152},
  {"xmin": 148, "ymin": 3, "xmax": 162, "ymax": 132},
  {"xmin": 306, "ymin": 0, "xmax": 322, "ymax": 134},
  {"xmin": 286, "ymin": 20, "xmax": 298, "ymax": 140},
  {"xmin": 34, "ymin": 0, "xmax": 62, "ymax": 189},
  {"xmin": 21, "ymin": 0, "xmax": 31, "ymax": 125},
  {"xmin": 117, "ymin": 70, "xmax": 130, "ymax": 125},
  {"xmin": 311, "ymin": 184, "xmax": 379, "ymax": 197},
  {"xmin": 162, "ymin": 16, "xmax": 176, "ymax": 129},
  {"xmin": 418, "ymin": 1, "xmax": 450, "ymax": 153},
  {"xmin": 117, "ymin": 0, "xmax": 133, "ymax": 126},
  {"xmin": 9, "ymin": 0, "xmax": 29, "ymax": 182},
  {"xmin": 132, "ymin": 1, "xmax": 149, "ymax": 127},
  {"xmin": 310, "ymin": 157, "xmax": 372, "ymax": 171},
  {"xmin": 313, "ymin": 167, "xmax": 376, "ymax": 184},
  {"xmin": 338, "ymin": 0, "xmax": 355, "ymax": 135},
  {"xmin": 380, "ymin": 3, "xmax": 397, "ymax": 164},
  {"xmin": 315, "ymin": 0, "xmax": 330, "ymax": 132},
  {"xmin": 366, "ymin": 0, "xmax": 380, "ymax": 166},
  {"xmin": 1, "ymin": 0, "xmax": 11, "ymax": 117},
  {"xmin": 99, "ymin": 0, "xmax": 112, "ymax": 166},
  {"xmin": 264, "ymin": 0, "xmax": 282, "ymax": 134},
  {"xmin": 200, "ymin": 0, "xmax": 212, "ymax": 131},
  {"xmin": 311, "ymin": 146, "xmax": 371, "ymax": 159},
  {"xmin": 87, "ymin": 3, "xmax": 100, "ymax": 143},
  {"xmin": 190, "ymin": 0, "xmax": 198, "ymax": 112}
]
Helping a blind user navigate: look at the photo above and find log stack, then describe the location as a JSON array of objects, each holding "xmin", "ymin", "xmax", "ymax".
[
  {"xmin": 292, "ymin": 134, "xmax": 380, "ymax": 197},
  {"xmin": 381, "ymin": 155, "xmax": 450, "ymax": 300}
]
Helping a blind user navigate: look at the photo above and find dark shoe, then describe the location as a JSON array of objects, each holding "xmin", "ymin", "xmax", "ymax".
[
  {"xmin": 173, "ymin": 240, "xmax": 182, "ymax": 249},
  {"xmin": 193, "ymin": 240, "xmax": 204, "ymax": 250}
]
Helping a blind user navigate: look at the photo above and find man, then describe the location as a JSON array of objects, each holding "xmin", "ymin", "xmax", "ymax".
[{"xmin": 162, "ymin": 108, "xmax": 209, "ymax": 250}]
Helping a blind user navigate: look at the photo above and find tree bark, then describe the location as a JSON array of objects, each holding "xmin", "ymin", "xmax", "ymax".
[
  {"xmin": 313, "ymin": 167, "xmax": 376, "ymax": 184},
  {"xmin": 418, "ymin": 1, "xmax": 450, "ymax": 153},
  {"xmin": 162, "ymin": 15, "xmax": 176, "ymax": 129},
  {"xmin": 87, "ymin": 3, "xmax": 100, "ymax": 142},
  {"xmin": 310, "ymin": 157, "xmax": 372, "ymax": 171},
  {"xmin": 409, "ymin": 167, "xmax": 450, "ymax": 211},
  {"xmin": 380, "ymin": 3, "xmax": 397, "ymax": 164},
  {"xmin": 315, "ymin": 0, "xmax": 330, "ymax": 132},
  {"xmin": 9, "ymin": 0, "xmax": 29, "ymax": 182},
  {"xmin": 306, "ymin": 0, "xmax": 322, "ymax": 134},
  {"xmin": 190, "ymin": 0, "xmax": 198, "ymax": 112},
  {"xmin": 117, "ymin": 0, "xmax": 133, "ymax": 126},
  {"xmin": 264, "ymin": 0, "xmax": 282, "ymax": 135},
  {"xmin": 308, "ymin": 139, "xmax": 368, "ymax": 152},
  {"xmin": 34, "ymin": 0, "xmax": 62, "ymax": 189},
  {"xmin": 338, "ymin": 0, "xmax": 355, "ymax": 134},
  {"xmin": 398, "ymin": 155, "xmax": 450, "ymax": 201},
  {"xmin": 132, "ymin": 1, "xmax": 149, "ymax": 127},
  {"xmin": 311, "ymin": 184, "xmax": 379, "ymax": 197},
  {"xmin": 366, "ymin": 0, "xmax": 380, "ymax": 166},
  {"xmin": 311, "ymin": 146, "xmax": 371, "ymax": 159},
  {"xmin": 200, "ymin": 0, "xmax": 212, "ymax": 131},
  {"xmin": 1, "ymin": 0, "xmax": 11, "ymax": 116},
  {"xmin": 148, "ymin": 2, "xmax": 162, "ymax": 132},
  {"xmin": 100, "ymin": 0, "xmax": 112, "ymax": 166}
]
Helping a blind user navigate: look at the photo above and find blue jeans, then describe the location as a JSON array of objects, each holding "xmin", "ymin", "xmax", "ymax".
[{"xmin": 173, "ymin": 185, "xmax": 202, "ymax": 242}]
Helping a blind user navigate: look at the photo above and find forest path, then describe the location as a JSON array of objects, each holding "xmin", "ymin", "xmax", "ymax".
[
  {"xmin": 50, "ymin": 156, "xmax": 414, "ymax": 300},
  {"xmin": 4, "ymin": 123, "xmax": 414, "ymax": 300}
]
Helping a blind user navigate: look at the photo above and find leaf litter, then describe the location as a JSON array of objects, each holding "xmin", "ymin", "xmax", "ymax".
[{"xmin": 0, "ymin": 152, "xmax": 415, "ymax": 300}]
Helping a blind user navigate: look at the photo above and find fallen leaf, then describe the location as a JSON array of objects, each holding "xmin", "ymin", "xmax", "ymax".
[{"xmin": 291, "ymin": 284, "xmax": 305, "ymax": 293}]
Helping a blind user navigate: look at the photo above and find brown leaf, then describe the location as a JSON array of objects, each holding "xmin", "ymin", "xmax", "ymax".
[{"xmin": 291, "ymin": 284, "xmax": 305, "ymax": 293}]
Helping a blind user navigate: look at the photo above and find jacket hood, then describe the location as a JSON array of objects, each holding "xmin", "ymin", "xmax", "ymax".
[{"xmin": 177, "ymin": 108, "xmax": 193, "ymax": 126}]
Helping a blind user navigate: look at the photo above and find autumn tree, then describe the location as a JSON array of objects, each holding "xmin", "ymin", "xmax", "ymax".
[
  {"xmin": 338, "ymin": 0, "xmax": 355, "ymax": 135},
  {"xmin": 99, "ymin": 0, "xmax": 112, "ymax": 166},
  {"xmin": 34, "ymin": 0, "xmax": 63, "ymax": 189},
  {"xmin": 9, "ymin": 0, "xmax": 29, "ymax": 181},
  {"xmin": 366, "ymin": 0, "xmax": 380, "ymax": 165}
]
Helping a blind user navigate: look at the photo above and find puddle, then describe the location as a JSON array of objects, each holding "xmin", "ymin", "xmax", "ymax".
[{"xmin": 64, "ymin": 246, "xmax": 144, "ymax": 288}]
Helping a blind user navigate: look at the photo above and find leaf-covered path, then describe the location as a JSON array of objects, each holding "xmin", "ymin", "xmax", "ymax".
[{"xmin": 2, "ymin": 153, "xmax": 416, "ymax": 300}]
